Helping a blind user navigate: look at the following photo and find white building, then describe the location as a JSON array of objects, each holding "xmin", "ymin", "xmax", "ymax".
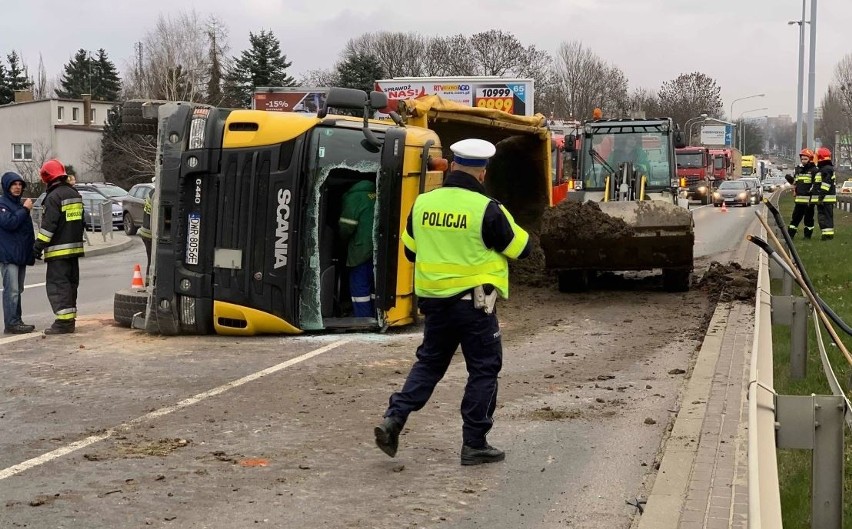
[{"xmin": 0, "ymin": 91, "xmax": 117, "ymax": 184}]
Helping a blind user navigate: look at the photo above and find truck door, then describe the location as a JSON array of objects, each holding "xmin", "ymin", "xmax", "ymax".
[{"xmin": 374, "ymin": 127, "xmax": 406, "ymax": 312}]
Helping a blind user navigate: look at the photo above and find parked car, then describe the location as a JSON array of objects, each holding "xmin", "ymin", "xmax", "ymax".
[
  {"xmin": 839, "ymin": 181, "xmax": 852, "ymax": 194},
  {"xmin": 713, "ymin": 180, "xmax": 751, "ymax": 207},
  {"xmin": 122, "ymin": 183, "xmax": 154, "ymax": 235},
  {"xmin": 33, "ymin": 190, "xmax": 123, "ymax": 231},
  {"xmin": 740, "ymin": 177, "xmax": 763, "ymax": 204},
  {"xmin": 74, "ymin": 182, "xmax": 129, "ymax": 204}
]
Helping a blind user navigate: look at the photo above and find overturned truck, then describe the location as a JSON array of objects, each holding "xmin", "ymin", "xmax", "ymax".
[{"xmin": 115, "ymin": 90, "xmax": 553, "ymax": 336}]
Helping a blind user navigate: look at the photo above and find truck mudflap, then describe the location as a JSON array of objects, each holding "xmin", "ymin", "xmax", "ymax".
[{"xmin": 540, "ymin": 200, "xmax": 694, "ymax": 272}]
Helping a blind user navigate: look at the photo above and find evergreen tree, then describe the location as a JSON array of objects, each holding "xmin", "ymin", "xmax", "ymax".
[
  {"xmin": 225, "ymin": 30, "xmax": 295, "ymax": 108},
  {"xmin": 336, "ymin": 51, "xmax": 384, "ymax": 95},
  {"xmin": 6, "ymin": 51, "xmax": 32, "ymax": 93},
  {"xmin": 91, "ymin": 49, "xmax": 121, "ymax": 101},
  {"xmin": 56, "ymin": 48, "xmax": 121, "ymax": 100},
  {"xmin": 0, "ymin": 62, "xmax": 11, "ymax": 104},
  {"xmin": 207, "ymin": 31, "xmax": 224, "ymax": 105},
  {"xmin": 56, "ymin": 49, "xmax": 92, "ymax": 98}
]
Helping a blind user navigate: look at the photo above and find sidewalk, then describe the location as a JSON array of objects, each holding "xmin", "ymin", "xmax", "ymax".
[
  {"xmin": 638, "ymin": 231, "xmax": 759, "ymax": 528},
  {"xmin": 81, "ymin": 229, "xmax": 138, "ymax": 257}
]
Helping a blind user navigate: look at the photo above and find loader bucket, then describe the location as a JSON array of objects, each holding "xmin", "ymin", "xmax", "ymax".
[{"xmin": 540, "ymin": 200, "xmax": 694, "ymax": 273}]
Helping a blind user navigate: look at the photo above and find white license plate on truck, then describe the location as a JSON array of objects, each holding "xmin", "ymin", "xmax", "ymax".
[{"xmin": 186, "ymin": 213, "xmax": 201, "ymax": 265}]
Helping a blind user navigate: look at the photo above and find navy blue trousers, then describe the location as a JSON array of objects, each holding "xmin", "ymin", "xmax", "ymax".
[
  {"xmin": 385, "ymin": 298, "xmax": 502, "ymax": 448},
  {"xmin": 348, "ymin": 261, "xmax": 374, "ymax": 317}
]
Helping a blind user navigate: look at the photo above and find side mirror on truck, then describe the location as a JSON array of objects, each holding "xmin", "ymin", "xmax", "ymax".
[
  {"xmin": 565, "ymin": 134, "xmax": 576, "ymax": 153},
  {"xmin": 673, "ymin": 131, "xmax": 687, "ymax": 149}
]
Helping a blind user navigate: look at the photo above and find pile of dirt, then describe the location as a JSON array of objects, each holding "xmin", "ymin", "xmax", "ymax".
[
  {"xmin": 509, "ymin": 232, "xmax": 551, "ymax": 287},
  {"xmin": 696, "ymin": 262, "xmax": 758, "ymax": 302},
  {"xmin": 540, "ymin": 200, "xmax": 634, "ymax": 242}
]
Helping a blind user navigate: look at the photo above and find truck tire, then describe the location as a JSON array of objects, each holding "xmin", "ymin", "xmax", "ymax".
[
  {"xmin": 114, "ymin": 288, "xmax": 149, "ymax": 327},
  {"xmin": 121, "ymin": 100, "xmax": 159, "ymax": 136},
  {"xmin": 662, "ymin": 269, "xmax": 690, "ymax": 292},
  {"xmin": 557, "ymin": 270, "xmax": 591, "ymax": 293}
]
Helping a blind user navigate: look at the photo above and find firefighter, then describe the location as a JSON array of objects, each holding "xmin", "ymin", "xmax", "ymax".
[
  {"xmin": 811, "ymin": 146, "xmax": 836, "ymax": 240},
  {"xmin": 785, "ymin": 148, "xmax": 816, "ymax": 239},
  {"xmin": 374, "ymin": 138, "xmax": 531, "ymax": 466},
  {"xmin": 137, "ymin": 181, "xmax": 154, "ymax": 283},
  {"xmin": 33, "ymin": 159, "xmax": 84, "ymax": 335}
]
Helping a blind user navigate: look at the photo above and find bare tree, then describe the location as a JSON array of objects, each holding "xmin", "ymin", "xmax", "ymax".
[
  {"xmin": 656, "ymin": 72, "xmax": 723, "ymax": 130},
  {"xmin": 552, "ymin": 40, "xmax": 629, "ymax": 120},
  {"xmin": 345, "ymin": 33, "xmax": 428, "ymax": 78},
  {"xmin": 626, "ymin": 87, "xmax": 660, "ymax": 118},
  {"xmin": 125, "ymin": 10, "xmax": 216, "ymax": 102},
  {"xmin": 33, "ymin": 53, "xmax": 51, "ymax": 100},
  {"xmin": 298, "ymin": 68, "xmax": 339, "ymax": 87}
]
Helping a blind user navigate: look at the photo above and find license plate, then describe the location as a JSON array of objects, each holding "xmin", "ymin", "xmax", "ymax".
[{"xmin": 186, "ymin": 213, "xmax": 201, "ymax": 265}]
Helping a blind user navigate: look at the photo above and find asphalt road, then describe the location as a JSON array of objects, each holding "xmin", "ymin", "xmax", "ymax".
[{"xmin": 0, "ymin": 207, "xmax": 759, "ymax": 529}]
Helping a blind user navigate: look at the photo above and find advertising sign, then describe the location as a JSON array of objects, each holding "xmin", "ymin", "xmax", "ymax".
[
  {"xmin": 374, "ymin": 78, "xmax": 533, "ymax": 116},
  {"xmin": 700, "ymin": 125, "xmax": 728, "ymax": 146},
  {"xmin": 253, "ymin": 88, "xmax": 328, "ymax": 113}
]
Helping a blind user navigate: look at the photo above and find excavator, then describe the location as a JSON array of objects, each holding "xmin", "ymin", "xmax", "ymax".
[{"xmin": 540, "ymin": 117, "xmax": 694, "ymax": 292}]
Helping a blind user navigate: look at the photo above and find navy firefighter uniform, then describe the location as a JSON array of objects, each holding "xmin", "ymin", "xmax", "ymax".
[
  {"xmin": 786, "ymin": 148, "xmax": 816, "ymax": 239},
  {"xmin": 374, "ymin": 138, "xmax": 531, "ymax": 466}
]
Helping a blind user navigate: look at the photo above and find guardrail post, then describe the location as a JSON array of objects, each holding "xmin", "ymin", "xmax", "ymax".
[
  {"xmin": 770, "ymin": 258, "xmax": 784, "ymax": 279},
  {"xmin": 790, "ymin": 297, "xmax": 808, "ymax": 380},
  {"xmin": 782, "ymin": 269, "xmax": 794, "ymax": 296},
  {"xmin": 776, "ymin": 395, "xmax": 846, "ymax": 529}
]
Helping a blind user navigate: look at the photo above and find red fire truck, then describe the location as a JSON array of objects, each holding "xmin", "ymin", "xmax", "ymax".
[{"xmin": 675, "ymin": 146, "xmax": 714, "ymax": 204}]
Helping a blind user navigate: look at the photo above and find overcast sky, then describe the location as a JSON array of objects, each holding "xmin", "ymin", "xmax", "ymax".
[{"xmin": 3, "ymin": 0, "xmax": 849, "ymax": 121}]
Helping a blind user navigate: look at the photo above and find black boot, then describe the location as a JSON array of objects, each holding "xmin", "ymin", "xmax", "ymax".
[
  {"xmin": 787, "ymin": 228, "xmax": 796, "ymax": 239},
  {"xmin": 460, "ymin": 443, "xmax": 505, "ymax": 466},
  {"xmin": 44, "ymin": 320, "xmax": 75, "ymax": 335},
  {"xmin": 4, "ymin": 324, "xmax": 34, "ymax": 334},
  {"xmin": 374, "ymin": 417, "xmax": 403, "ymax": 458}
]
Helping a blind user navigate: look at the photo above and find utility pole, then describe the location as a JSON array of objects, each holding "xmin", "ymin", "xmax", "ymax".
[
  {"xmin": 788, "ymin": 0, "xmax": 807, "ymax": 150},
  {"xmin": 806, "ymin": 0, "xmax": 818, "ymax": 149}
]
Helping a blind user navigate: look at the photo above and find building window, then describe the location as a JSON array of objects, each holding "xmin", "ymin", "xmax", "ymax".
[
  {"xmin": 90, "ymin": 108, "xmax": 96, "ymax": 122},
  {"xmin": 12, "ymin": 143, "xmax": 33, "ymax": 161},
  {"xmin": 72, "ymin": 107, "xmax": 79, "ymax": 122},
  {"xmin": 57, "ymin": 106, "xmax": 64, "ymax": 121}
]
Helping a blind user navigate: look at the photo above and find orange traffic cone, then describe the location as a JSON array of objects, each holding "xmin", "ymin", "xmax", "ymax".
[
  {"xmin": 131, "ymin": 264, "xmax": 144, "ymax": 288},
  {"xmin": 721, "ymin": 202, "xmax": 728, "ymax": 213}
]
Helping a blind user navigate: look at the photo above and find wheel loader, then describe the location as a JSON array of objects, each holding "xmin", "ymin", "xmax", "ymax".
[{"xmin": 539, "ymin": 118, "xmax": 694, "ymax": 292}]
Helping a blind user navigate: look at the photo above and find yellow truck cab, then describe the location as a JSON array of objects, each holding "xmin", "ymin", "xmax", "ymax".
[
  {"xmin": 125, "ymin": 89, "xmax": 550, "ymax": 336},
  {"xmin": 741, "ymin": 155, "xmax": 756, "ymax": 177}
]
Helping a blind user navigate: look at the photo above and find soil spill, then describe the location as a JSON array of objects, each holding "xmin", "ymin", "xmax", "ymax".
[{"xmin": 697, "ymin": 262, "xmax": 758, "ymax": 302}]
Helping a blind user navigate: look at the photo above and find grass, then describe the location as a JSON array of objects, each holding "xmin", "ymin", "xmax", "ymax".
[{"xmin": 772, "ymin": 194, "xmax": 852, "ymax": 528}]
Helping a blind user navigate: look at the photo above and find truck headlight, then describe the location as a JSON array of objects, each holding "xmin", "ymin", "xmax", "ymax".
[{"xmin": 188, "ymin": 107, "xmax": 211, "ymax": 150}]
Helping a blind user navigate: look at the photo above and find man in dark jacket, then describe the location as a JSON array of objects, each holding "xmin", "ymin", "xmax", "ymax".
[
  {"xmin": 34, "ymin": 159, "xmax": 85, "ymax": 334},
  {"xmin": 810, "ymin": 146, "xmax": 836, "ymax": 240},
  {"xmin": 0, "ymin": 172, "xmax": 36, "ymax": 334},
  {"xmin": 339, "ymin": 179, "xmax": 377, "ymax": 317}
]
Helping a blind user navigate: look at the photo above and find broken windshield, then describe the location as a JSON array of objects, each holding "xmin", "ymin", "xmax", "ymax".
[{"xmin": 299, "ymin": 126, "xmax": 382, "ymax": 330}]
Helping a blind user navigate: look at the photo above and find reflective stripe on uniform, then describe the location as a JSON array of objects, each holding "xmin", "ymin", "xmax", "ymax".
[
  {"xmin": 44, "ymin": 241, "xmax": 85, "ymax": 259},
  {"xmin": 401, "ymin": 229, "xmax": 416, "ymax": 252},
  {"xmin": 351, "ymin": 295, "xmax": 372, "ymax": 303},
  {"xmin": 416, "ymin": 260, "xmax": 505, "ymax": 276},
  {"xmin": 339, "ymin": 217, "xmax": 358, "ymax": 226},
  {"xmin": 62, "ymin": 202, "xmax": 83, "ymax": 222}
]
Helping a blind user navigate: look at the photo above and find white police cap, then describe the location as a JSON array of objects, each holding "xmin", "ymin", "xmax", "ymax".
[{"xmin": 450, "ymin": 138, "xmax": 496, "ymax": 167}]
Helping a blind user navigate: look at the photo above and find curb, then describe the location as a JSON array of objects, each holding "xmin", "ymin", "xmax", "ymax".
[
  {"xmin": 637, "ymin": 301, "xmax": 732, "ymax": 529},
  {"xmin": 83, "ymin": 236, "xmax": 137, "ymax": 258}
]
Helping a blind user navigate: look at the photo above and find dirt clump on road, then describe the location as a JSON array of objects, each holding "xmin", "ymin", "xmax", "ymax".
[
  {"xmin": 509, "ymin": 232, "xmax": 551, "ymax": 287},
  {"xmin": 697, "ymin": 261, "xmax": 758, "ymax": 302}
]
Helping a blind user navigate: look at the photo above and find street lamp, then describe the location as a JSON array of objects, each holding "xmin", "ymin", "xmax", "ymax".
[
  {"xmin": 738, "ymin": 108, "xmax": 768, "ymax": 153},
  {"xmin": 730, "ymin": 94, "xmax": 765, "ymax": 147},
  {"xmin": 685, "ymin": 113, "xmax": 708, "ymax": 144},
  {"xmin": 789, "ymin": 0, "xmax": 809, "ymax": 150}
]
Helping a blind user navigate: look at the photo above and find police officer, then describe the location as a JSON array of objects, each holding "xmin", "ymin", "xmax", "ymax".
[
  {"xmin": 811, "ymin": 146, "xmax": 836, "ymax": 240},
  {"xmin": 34, "ymin": 159, "xmax": 84, "ymax": 334},
  {"xmin": 374, "ymin": 138, "xmax": 531, "ymax": 466},
  {"xmin": 786, "ymin": 148, "xmax": 816, "ymax": 239}
]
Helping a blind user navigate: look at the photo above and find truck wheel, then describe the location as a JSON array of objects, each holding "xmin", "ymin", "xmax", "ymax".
[
  {"xmin": 122, "ymin": 100, "xmax": 160, "ymax": 135},
  {"xmin": 114, "ymin": 288, "xmax": 149, "ymax": 327},
  {"xmin": 662, "ymin": 269, "xmax": 690, "ymax": 292},
  {"xmin": 557, "ymin": 270, "xmax": 591, "ymax": 293}
]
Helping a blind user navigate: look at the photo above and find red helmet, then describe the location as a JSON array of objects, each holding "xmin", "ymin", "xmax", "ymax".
[
  {"xmin": 816, "ymin": 147, "xmax": 832, "ymax": 162},
  {"xmin": 40, "ymin": 159, "xmax": 67, "ymax": 185},
  {"xmin": 799, "ymin": 148, "xmax": 814, "ymax": 159}
]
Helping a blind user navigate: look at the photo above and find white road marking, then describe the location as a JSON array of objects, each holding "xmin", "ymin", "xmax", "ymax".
[
  {"xmin": 0, "ymin": 333, "xmax": 44, "ymax": 346},
  {"xmin": 0, "ymin": 338, "xmax": 350, "ymax": 481},
  {"xmin": 0, "ymin": 282, "xmax": 45, "ymax": 293}
]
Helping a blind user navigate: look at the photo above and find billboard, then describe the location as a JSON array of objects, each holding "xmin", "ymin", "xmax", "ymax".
[
  {"xmin": 374, "ymin": 77, "xmax": 534, "ymax": 116},
  {"xmin": 700, "ymin": 124, "xmax": 733, "ymax": 147},
  {"xmin": 253, "ymin": 88, "xmax": 328, "ymax": 113}
]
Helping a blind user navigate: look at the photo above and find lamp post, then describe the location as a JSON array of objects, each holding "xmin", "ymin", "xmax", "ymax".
[
  {"xmin": 806, "ymin": 0, "xmax": 818, "ymax": 149},
  {"xmin": 789, "ymin": 0, "xmax": 808, "ymax": 150},
  {"xmin": 730, "ymin": 94, "xmax": 765, "ymax": 148},
  {"xmin": 685, "ymin": 113, "xmax": 708, "ymax": 145},
  {"xmin": 738, "ymin": 108, "xmax": 768, "ymax": 153}
]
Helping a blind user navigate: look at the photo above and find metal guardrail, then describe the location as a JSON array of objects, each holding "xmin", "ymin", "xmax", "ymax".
[
  {"xmin": 31, "ymin": 198, "xmax": 115, "ymax": 245},
  {"xmin": 748, "ymin": 216, "xmax": 783, "ymax": 528}
]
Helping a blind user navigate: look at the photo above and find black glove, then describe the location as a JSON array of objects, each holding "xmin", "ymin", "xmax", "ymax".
[{"xmin": 32, "ymin": 247, "xmax": 43, "ymax": 261}]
